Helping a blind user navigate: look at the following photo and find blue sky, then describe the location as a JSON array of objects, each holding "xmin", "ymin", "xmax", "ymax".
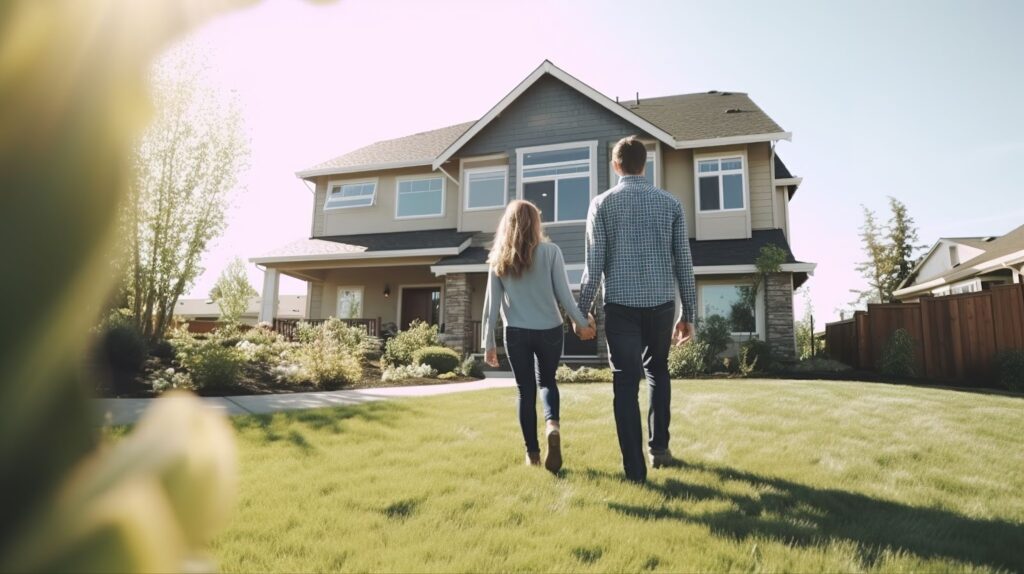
[{"xmin": 185, "ymin": 0, "xmax": 1024, "ymax": 323}]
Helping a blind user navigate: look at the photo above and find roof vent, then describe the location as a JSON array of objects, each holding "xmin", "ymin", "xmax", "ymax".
[
  {"xmin": 707, "ymin": 90, "xmax": 718, "ymax": 94},
  {"xmin": 720, "ymin": 91, "xmax": 733, "ymax": 96},
  {"xmin": 725, "ymin": 108, "xmax": 742, "ymax": 114},
  {"xmin": 983, "ymin": 236, "xmax": 997, "ymax": 242}
]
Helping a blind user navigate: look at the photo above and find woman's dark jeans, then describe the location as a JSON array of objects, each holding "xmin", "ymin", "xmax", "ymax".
[{"xmin": 504, "ymin": 325, "xmax": 564, "ymax": 453}]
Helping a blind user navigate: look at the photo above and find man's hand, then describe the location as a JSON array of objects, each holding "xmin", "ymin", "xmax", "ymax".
[
  {"xmin": 484, "ymin": 348, "xmax": 499, "ymax": 367},
  {"xmin": 574, "ymin": 314, "xmax": 597, "ymax": 341},
  {"xmin": 673, "ymin": 321, "xmax": 694, "ymax": 346}
]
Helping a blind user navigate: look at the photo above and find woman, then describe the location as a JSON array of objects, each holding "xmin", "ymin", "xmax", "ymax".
[{"xmin": 482, "ymin": 200, "xmax": 595, "ymax": 473}]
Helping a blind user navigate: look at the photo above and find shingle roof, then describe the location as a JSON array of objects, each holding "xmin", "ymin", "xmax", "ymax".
[
  {"xmin": 941, "ymin": 236, "xmax": 997, "ymax": 251},
  {"xmin": 175, "ymin": 295, "xmax": 306, "ymax": 319},
  {"xmin": 774, "ymin": 155, "xmax": 794, "ymax": 179},
  {"xmin": 300, "ymin": 121, "xmax": 474, "ymax": 175},
  {"xmin": 254, "ymin": 229, "xmax": 476, "ymax": 262},
  {"xmin": 941, "ymin": 224, "xmax": 1024, "ymax": 283},
  {"xmin": 624, "ymin": 91, "xmax": 785, "ymax": 142}
]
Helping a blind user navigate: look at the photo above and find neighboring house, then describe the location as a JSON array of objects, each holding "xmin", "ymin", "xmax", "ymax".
[
  {"xmin": 175, "ymin": 295, "xmax": 307, "ymax": 325},
  {"xmin": 894, "ymin": 224, "xmax": 1024, "ymax": 302},
  {"xmin": 252, "ymin": 61, "xmax": 816, "ymax": 360}
]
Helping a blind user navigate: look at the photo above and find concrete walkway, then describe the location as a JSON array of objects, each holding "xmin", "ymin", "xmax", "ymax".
[{"xmin": 96, "ymin": 377, "xmax": 516, "ymax": 426}]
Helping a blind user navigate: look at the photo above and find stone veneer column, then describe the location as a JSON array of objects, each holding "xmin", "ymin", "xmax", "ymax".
[
  {"xmin": 765, "ymin": 272, "xmax": 796, "ymax": 362},
  {"xmin": 442, "ymin": 273, "xmax": 471, "ymax": 354}
]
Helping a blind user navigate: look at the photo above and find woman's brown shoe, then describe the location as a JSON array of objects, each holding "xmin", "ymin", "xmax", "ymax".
[
  {"xmin": 544, "ymin": 429, "xmax": 562, "ymax": 474},
  {"xmin": 525, "ymin": 451, "xmax": 541, "ymax": 466}
]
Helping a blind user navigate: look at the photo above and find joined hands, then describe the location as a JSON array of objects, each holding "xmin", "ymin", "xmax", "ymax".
[{"xmin": 574, "ymin": 314, "xmax": 597, "ymax": 341}]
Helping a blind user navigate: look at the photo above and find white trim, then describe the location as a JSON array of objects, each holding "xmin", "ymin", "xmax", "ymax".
[
  {"xmin": 694, "ymin": 151, "xmax": 749, "ymax": 214},
  {"xmin": 251, "ymin": 239, "xmax": 470, "ymax": 265},
  {"xmin": 396, "ymin": 283, "xmax": 444, "ymax": 330},
  {"xmin": 297, "ymin": 159, "xmax": 432, "ymax": 179},
  {"xmin": 431, "ymin": 263, "xmax": 489, "ymax": 275},
  {"xmin": 430, "ymin": 261, "xmax": 818, "ymax": 277},
  {"xmin": 773, "ymin": 177, "xmax": 803, "ymax": 187},
  {"xmin": 460, "ymin": 152, "xmax": 509, "ymax": 164},
  {"xmin": 463, "ymin": 165, "xmax": 509, "ymax": 212},
  {"xmin": 697, "ymin": 279, "xmax": 765, "ymax": 338},
  {"xmin": 394, "ymin": 174, "xmax": 447, "ymax": 220},
  {"xmin": 323, "ymin": 177, "xmax": 379, "ymax": 211},
  {"xmin": 674, "ymin": 132, "xmax": 792, "ymax": 150},
  {"xmin": 433, "ymin": 61, "xmax": 677, "ymax": 170},
  {"xmin": 516, "ymin": 140, "xmax": 598, "ymax": 224},
  {"xmin": 335, "ymin": 286, "xmax": 364, "ymax": 319}
]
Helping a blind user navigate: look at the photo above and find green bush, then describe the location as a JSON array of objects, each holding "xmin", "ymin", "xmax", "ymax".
[
  {"xmin": 668, "ymin": 340, "xmax": 710, "ymax": 378},
  {"xmin": 381, "ymin": 363, "xmax": 436, "ymax": 382},
  {"xmin": 698, "ymin": 315, "xmax": 732, "ymax": 364},
  {"xmin": 96, "ymin": 310, "xmax": 148, "ymax": 374},
  {"xmin": 555, "ymin": 364, "xmax": 614, "ymax": 384},
  {"xmin": 411, "ymin": 346, "xmax": 461, "ymax": 374},
  {"xmin": 994, "ymin": 349, "xmax": 1024, "ymax": 391},
  {"xmin": 294, "ymin": 337, "xmax": 363, "ymax": 390},
  {"xmin": 458, "ymin": 356, "xmax": 484, "ymax": 378},
  {"xmin": 179, "ymin": 343, "xmax": 245, "ymax": 391},
  {"xmin": 879, "ymin": 328, "xmax": 916, "ymax": 378},
  {"xmin": 382, "ymin": 320, "xmax": 438, "ymax": 366},
  {"xmin": 318, "ymin": 317, "xmax": 373, "ymax": 357},
  {"xmin": 739, "ymin": 339, "xmax": 774, "ymax": 375}
]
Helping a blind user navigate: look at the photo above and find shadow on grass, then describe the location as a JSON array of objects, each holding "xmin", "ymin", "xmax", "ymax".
[
  {"xmin": 599, "ymin": 461, "xmax": 1022, "ymax": 571},
  {"xmin": 232, "ymin": 400, "xmax": 414, "ymax": 450}
]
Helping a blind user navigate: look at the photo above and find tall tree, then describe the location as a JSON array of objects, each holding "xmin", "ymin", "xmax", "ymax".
[
  {"xmin": 209, "ymin": 258, "xmax": 258, "ymax": 324},
  {"xmin": 120, "ymin": 52, "xmax": 248, "ymax": 342},
  {"xmin": 852, "ymin": 205, "xmax": 894, "ymax": 305},
  {"xmin": 884, "ymin": 196, "xmax": 925, "ymax": 296}
]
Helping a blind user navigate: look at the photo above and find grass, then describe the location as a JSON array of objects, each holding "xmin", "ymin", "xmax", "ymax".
[{"xmin": 212, "ymin": 379, "xmax": 1024, "ymax": 572}]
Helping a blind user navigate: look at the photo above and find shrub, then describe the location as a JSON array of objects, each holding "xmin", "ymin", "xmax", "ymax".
[
  {"xmin": 318, "ymin": 317, "xmax": 373, "ymax": 357},
  {"xmin": 149, "ymin": 339, "xmax": 176, "ymax": 361},
  {"xmin": 96, "ymin": 310, "xmax": 148, "ymax": 374},
  {"xmin": 270, "ymin": 362, "xmax": 304, "ymax": 385},
  {"xmin": 668, "ymin": 340, "xmax": 710, "ymax": 378},
  {"xmin": 738, "ymin": 339, "xmax": 774, "ymax": 376},
  {"xmin": 879, "ymin": 328, "xmax": 916, "ymax": 378},
  {"xmin": 146, "ymin": 367, "xmax": 196, "ymax": 394},
  {"xmin": 381, "ymin": 363, "xmax": 437, "ymax": 382},
  {"xmin": 994, "ymin": 349, "xmax": 1024, "ymax": 392},
  {"xmin": 411, "ymin": 346, "xmax": 460, "ymax": 374},
  {"xmin": 179, "ymin": 343, "xmax": 245, "ymax": 391},
  {"xmin": 437, "ymin": 372, "xmax": 459, "ymax": 381},
  {"xmin": 555, "ymin": 364, "xmax": 614, "ymax": 383},
  {"xmin": 294, "ymin": 337, "xmax": 363, "ymax": 390},
  {"xmin": 382, "ymin": 320, "xmax": 438, "ymax": 366},
  {"xmin": 698, "ymin": 315, "xmax": 732, "ymax": 363},
  {"xmin": 458, "ymin": 356, "xmax": 485, "ymax": 378}
]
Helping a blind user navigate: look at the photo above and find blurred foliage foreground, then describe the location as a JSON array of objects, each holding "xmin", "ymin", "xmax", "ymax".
[{"xmin": 0, "ymin": 1, "xmax": 267, "ymax": 571}]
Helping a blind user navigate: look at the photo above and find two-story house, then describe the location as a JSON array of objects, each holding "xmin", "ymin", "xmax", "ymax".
[{"xmin": 251, "ymin": 61, "xmax": 815, "ymax": 360}]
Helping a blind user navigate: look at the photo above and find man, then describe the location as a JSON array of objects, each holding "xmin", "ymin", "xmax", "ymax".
[{"xmin": 576, "ymin": 135, "xmax": 697, "ymax": 483}]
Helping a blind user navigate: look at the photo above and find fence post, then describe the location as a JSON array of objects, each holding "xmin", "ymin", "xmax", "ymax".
[
  {"xmin": 919, "ymin": 295, "xmax": 934, "ymax": 379},
  {"xmin": 855, "ymin": 310, "xmax": 871, "ymax": 370}
]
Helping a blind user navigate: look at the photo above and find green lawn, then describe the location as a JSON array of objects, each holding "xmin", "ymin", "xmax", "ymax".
[{"xmin": 213, "ymin": 380, "xmax": 1024, "ymax": 573}]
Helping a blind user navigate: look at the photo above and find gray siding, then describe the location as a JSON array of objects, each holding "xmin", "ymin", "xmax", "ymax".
[
  {"xmin": 547, "ymin": 224, "xmax": 586, "ymax": 264},
  {"xmin": 458, "ymin": 75, "xmax": 650, "ymax": 206}
]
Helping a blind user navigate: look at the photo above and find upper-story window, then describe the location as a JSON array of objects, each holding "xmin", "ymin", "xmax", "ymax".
[
  {"xmin": 517, "ymin": 141, "xmax": 597, "ymax": 224},
  {"xmin": 465, "ymin": 167, "xmax": 508, "ymax": 211},
  {"xmin": 609, "ymin": 144, "xmax": 658, "ymax": 188},
  {"xmin": 324, "ymin": 179, "xmax": 377, "ymax": 210},
  {"xmin": 696, "ymin": 155, "xmax": 745, "ymax": 212},
  {"xmin": 396, "ymin": 175, "xmax": 445, "ymax": 219}
]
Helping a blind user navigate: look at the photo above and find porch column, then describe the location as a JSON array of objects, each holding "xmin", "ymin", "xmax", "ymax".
[
  {"xmin": 765, "ymin": 272, "xmax": 796, "ymax": 361},
  {"xmin": 441, "ymin": 273, "xmax": 471, "ymax": 354},
  {"xmin": 258, "ymin": 267, "xmax": 280, "ymax": 324}
]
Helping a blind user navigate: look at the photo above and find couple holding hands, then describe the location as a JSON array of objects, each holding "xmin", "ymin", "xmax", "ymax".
[{"xmin": 481, "ymin": 136, "xmax": 697, "ymax": 483}]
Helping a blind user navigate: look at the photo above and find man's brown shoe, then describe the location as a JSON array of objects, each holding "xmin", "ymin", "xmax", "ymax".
[
  {"xmin": 544, "ymin": 429, "xmax": 562, "ymax": 474},
  {"xmin": 649, "ymin": 449, "xmax": 676, "ymax": 469}
]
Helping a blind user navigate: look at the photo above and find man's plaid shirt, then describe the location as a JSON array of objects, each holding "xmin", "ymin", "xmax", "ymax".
[{"xmin": 578, "ymin": 175, "xmax": 697, "ymax": 323}]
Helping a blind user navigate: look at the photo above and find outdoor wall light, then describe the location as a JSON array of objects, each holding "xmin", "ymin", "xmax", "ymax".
[{"xmin": 383, "ymin": 284, "xmax": 391, "ymax": 298}]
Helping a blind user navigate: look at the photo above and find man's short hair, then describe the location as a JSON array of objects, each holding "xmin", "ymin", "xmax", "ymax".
[{"xmin": 612, "ymin": 136, "xmax": 648, "ymax": 176}]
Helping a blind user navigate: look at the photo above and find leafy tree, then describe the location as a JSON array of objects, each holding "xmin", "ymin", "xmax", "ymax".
[
  {"xmin": 794, "ymin": 287, "xmax": 819, "ymax": 360},
  {"xmin": 120, "ymin": 51, "xmax": 248, "ymax": 342},
  {"xmin": 209, "ymin": 258, "xmax": 258, "ymax": 324},
  {"xmin": 740, "ymin": 244, "xmax": 787, "ymax": 339},
  {"xmin": 884, "ymin": 196, "xmax": 925, "ymax": 296},
  {"xmin": 852, "ymin": 198, "xmax": 924, "ymax": 306}
]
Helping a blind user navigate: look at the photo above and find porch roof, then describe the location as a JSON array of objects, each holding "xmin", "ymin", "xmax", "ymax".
[{"xmin": 252, "ymin": 228, "xmax": 476, "ymax": 265}]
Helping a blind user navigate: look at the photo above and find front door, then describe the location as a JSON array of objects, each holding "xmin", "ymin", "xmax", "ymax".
[{"xmin": 401, "ymin": 287, "xmax": 441, "ymax": 330}]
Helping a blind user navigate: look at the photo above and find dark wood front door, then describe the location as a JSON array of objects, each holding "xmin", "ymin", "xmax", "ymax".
[{"xmin": 401, "ymin": 287, "xmax": 441, "ymax": 330}]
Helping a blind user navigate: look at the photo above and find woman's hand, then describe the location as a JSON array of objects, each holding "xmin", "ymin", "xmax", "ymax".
[
  {"xmin": 484, "ymin": 348, "xmax": 500, "ymax": 367},
  {"xmin": 574, "ymin": 314, "xmax": 597, "ymax": 341}
]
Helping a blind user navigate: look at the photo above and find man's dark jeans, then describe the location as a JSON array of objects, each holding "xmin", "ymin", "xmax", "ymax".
[
  {"xmin": 604, "ymin": 300, "xmax": 675, "ymax": 482},
  {"xmin": 504, "ymin": 325, "xmax": 564, "ymax": 453}
]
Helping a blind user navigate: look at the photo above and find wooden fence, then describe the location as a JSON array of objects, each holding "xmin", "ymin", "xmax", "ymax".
[
  {"xmin": 271, "ymin": 317, "xmax": 381, "ymax": 340},
  {"xmin": 825, "ymin": 283, "xmax": 1024, "ymax": 385}
]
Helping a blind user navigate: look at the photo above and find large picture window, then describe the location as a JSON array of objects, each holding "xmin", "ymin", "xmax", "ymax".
[
  {"xmin": 464, "ymin": 167, "xmax": 507, "ymax": 211},
  {"xmin": 697, "ymin": 156, "xmax": 745, "ymax": 212},
  {"xmin": 518, "ymin": 141, "xmax": 596, "ymax": 223},
  {"xmin": 396, "ymin": 176, "xmax": 445, "ymax": 219},
  {"xmin": 325, "ymin": 180, "xmax": 376, "ymax": 210},
  {"xmin": 700, "ymin": 283, "xmax": 756, "ymax": 335}
]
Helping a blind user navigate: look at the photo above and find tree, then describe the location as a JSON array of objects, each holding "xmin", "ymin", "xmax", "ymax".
[
  {"xmin": 119, "ymin": 51, "xmax": 248, "ymax": 342},
  {"xmin": 884, "ymin": 196, "xmax": 925, "ymax": 296},
  {"xmin": 209, "ymin": 258, "xmax": 258, "ymax": 324},
  {"xmin": 852, "ymin": 198, "xmax": 924, "ymax": 306},
  {"xmin": 740, "ymin": 244, "xmax": 788, "ymax": 339},
  {"xmin": 794, "ymin": 287, "xmax": 818, "ymax": 360}
]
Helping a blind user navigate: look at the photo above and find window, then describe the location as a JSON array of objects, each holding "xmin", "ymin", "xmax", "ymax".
[
  {"xmin": 325, "ymin": 180, "xmax": 376, "ymax": 210},
  {"xmin": 948, "ymin": 245, "xmax": 960, "ymax": 267},
  {"xmin": 609, "ymin": 145, "xmax": 658, "ymax": 187},
  {"xmin": 565, "ymin": 266, "xmax": 584, "ymax": 287},
  {"xmin": 465, "ymin": 167, "xmax": 507, "ymax": 211},
  {"xmin": 336, "ymin": 286, "xmax": 363, "ymax": 319},
  {"xmin": 700, "ymin": 284, "xmax": 756, "ymax": 334},
  {"xmin": 696, "ymin": 156, "xmax": 745, "ymax": 212},
  {"xmin": 518, "ymin": 141, "xmax": 597, "ymax": 223},
  {"xmin": 396, "ymin": 176, "xmax": 445, "ymax": 219}
]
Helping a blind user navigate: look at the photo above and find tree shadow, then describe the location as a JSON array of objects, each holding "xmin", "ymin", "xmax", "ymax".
[
  {"xmin": 601, "ymin": 462, "xmax": 1023, "ymax": 571},
  {"xmin": 232, "ymin": 400, "xmax": 413, "ymax": 448}
]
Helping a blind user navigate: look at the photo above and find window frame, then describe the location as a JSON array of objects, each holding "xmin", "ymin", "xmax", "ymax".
[
  {"xmin": 463, "ymin": 165, "xmax": 509, "ymax": 212},
  {"xmin": 394, "ymin": 174, "xmax": 446, "ymax": 220},
  {"xmin": 324, "ymin": 177, "xmax": 379, "ymax": 211},
  {"xmin": 335, "ymin": 286, "xmax": 364, "ymax": 319},
  {"xmin": 694, "ymin": 151, "xmax": 749, "ymax": 214},
  {"xmin": 515, "ymin": 140, "xmax": 599, "ymax": 226},
  {"xmin": 564, "ymin": 263, "xmax": 585, "ymax": 289},
  {"xmin": 697, "ymin": 280, "xmax": 763, "ymax": 337},
  {"xmin": 608, "ymin": 141, "xmax": 660, "ymax": 188}
]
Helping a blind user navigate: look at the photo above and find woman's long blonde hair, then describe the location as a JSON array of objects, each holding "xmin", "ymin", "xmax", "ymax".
[{"xmin": 489, "ymin": 200, "xmax": 545, "ymax": 278}]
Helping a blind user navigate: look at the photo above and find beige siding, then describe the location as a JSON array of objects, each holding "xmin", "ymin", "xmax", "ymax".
[
  {"xmin": 312, "ymin": 166, "xmax": 460, "ymax": 237},
  {"xmin": 774, "ymin": 186, "xmax": 790, "ymax": 239},
  {"xmin": 458, "ymin": 156, "xmax": 510, "ymax": 234},
  {"xmin": 660, "ymin": 148, "xmax": 696, "ymax": 238},
  {"xmin": 748, "ymin": 142, "xmax": 773, "ymax": 229},
  {"xmin": 311, "ymin": 265, "xmax": 443, "ymax": 325},
  {"xmin": 308, "ymin": 282, "xmax": 324, "ymax": 320}
]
